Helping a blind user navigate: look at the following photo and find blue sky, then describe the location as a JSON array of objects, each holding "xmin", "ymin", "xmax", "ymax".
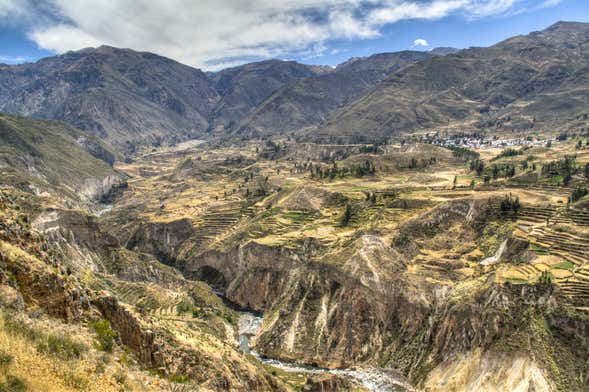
[{"xmin": 0, "ymin": 0, "xmax": 588, "ymax": 70}]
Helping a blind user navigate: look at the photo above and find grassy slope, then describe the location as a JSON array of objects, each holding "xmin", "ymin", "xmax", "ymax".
[{"xmin": 0, "ymin": 113, "xmax": 119, "ymax": 200}]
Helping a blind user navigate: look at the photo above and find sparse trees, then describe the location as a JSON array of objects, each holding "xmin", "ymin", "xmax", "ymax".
[
  {"xmin": 500, "ymin": 193, "xmax": 520, "ymax": 216},
  {"xmin": 341, "ymin": 204, "xmax": 353, "ymax": 227}
]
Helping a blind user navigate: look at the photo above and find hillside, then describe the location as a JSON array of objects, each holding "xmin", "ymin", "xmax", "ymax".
[
  {"xmin": 232, "ymin": 51, "xmax": 434, "ymax": 137},
  {"xmin": 0, "ymin": 46, "xmax": 220, "ymax": 154},
  {"xmin": 308, "ymin": 21, "xmax": 589, "ymax": 142},
  {"xmin": 0, "ymin": 113, "xmax": 122, "ymax": 203},
  {"xmin": 209, "ymin": 60, "xmax": 326, "ymax": 131}
]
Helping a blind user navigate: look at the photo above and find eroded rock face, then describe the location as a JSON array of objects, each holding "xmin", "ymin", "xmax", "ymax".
[
  {"xmin": 80, "ymin": 174, "xmax": 125, "ymax": 201},
  {"xmin": 126, "ymin": 218, "xmax": 194, "ymax": 264},
  {"xmin": 0, "ymin": 245, "xmax": 85, "ymax": 320},
  {"xmin": 174, "ymin": 198, "xmax": 588, "ymax": 390},
  {"xmin": 188, "ymin": 240, "xmax": 425, "ymax": 368}
]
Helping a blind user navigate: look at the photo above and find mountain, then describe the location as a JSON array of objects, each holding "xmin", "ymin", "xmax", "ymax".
[
  {"xmin": 231, "ymin": 51, "xmax": 434, "ymax": 137},
  {"xmin": 307, "ymin": 21, "xmax": 589, "ymax": 142},
  {"xmin": 209, "ymin": 59, "xmax": 327, "ymax": 131},
  {"xmin": 0, "ymin": 113, "xmax": 122, "ymax": 202},
  {"xmin": 0, "ymin": 46, "xmax": 220, "ymax": 154}
]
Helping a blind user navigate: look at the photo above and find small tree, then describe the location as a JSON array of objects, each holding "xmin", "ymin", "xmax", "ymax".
[
  {"xmin": 341, "ymin": 204, "xmax": 352, "ymax": 227},
  {"xmin": 89, "ymin": 319, "xmax": 117, "ymax": 352}
]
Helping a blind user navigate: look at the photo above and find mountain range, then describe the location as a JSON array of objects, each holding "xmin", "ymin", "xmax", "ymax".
[{"xmin": 1, "ymin": 21, "xmax": 588, "ymax": 154}]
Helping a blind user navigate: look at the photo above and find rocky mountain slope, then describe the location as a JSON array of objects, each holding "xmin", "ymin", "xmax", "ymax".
[
  {"xmin": 0, "ymin": 46, "xmax": 220, "ymax": 153},
  {"xmin": 209, "ymin": 60, "xmax": 326, "ymax": 132},
  {"xmin": 230, "ymin": 51, "xmax": 434, "ymax": 137},
  {"xmin": 0, "ymin": 46, "xmax": 448, "ymax": 152},
  {"xmin": 308, "ymin": 21, "xmax": 589, "ymax": 142},
  {"xmin": 0, "ymin": 113, "xmax": 123, "ymax": 203}
]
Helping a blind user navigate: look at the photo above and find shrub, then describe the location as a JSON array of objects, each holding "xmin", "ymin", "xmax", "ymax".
[
  {"xmin": 63, "ymin": 368, "xmax": 89, "ymax": 389},
  {"xmin": 0, "ymin": 350, "xmax": 12, "ymax": 374},
  {"xmin": 0, "ymin": 376, "xmax": 27, "ymax": 392},
  {"xmin": 538, "ymin": 271, "xmax": 553, "ymax": 286},
  {"xmin": 176, "ymin": 301, "xmax": 192, "ymax": 315},
  {"xmin": 570, "ymin": 187, "xmax": 588, "ymax": 203},
  {"xmin": 392, "ymin": 233, "xmax": 410, "ymax": 247},
  {"xmin": 113, "ymin": 369, "xmax": 127, "ymax": 385},
  {"xmin": 36, "ymin": 334, "xmax": 87, "ymax": 360},
  {"xmin": 340, "ymin": 204, "xmax": 353, "ymax": 227},
  {"xmin": 89, "ymin": 319, "xmax": 117, "ymax": 352},
  {"xmin": 3, "ymin": 317, "xmax": 42, "ymax": 341}
]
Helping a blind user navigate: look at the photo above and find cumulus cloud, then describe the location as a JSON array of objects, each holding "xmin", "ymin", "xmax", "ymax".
[
  {"xmin": 412, "ymin": 38, "xmax": 429, "ymax": 47},
  {"xmin": 0, "ymin": 0, "xmax": 561, "ymax": 70}
]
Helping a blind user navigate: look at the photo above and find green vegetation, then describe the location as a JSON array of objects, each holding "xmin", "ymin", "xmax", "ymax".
[
  {"xmin": 500, "ymin": 194, "xmax": 521, "ymax": 215},
  {"xmin": 0, "ymin": 351, "xmax": 12, "ymax": 374},
  {"xmin": 492, "ymin": 147, "xmax": 524, "ymax": 160},
  {"xmin": 89, "ymin": 319, "xmax": 117, "ymax": 352},
  {"xmin": 0, "ymin": 375, "xmax": 27, "ymax": 392},
  {"xmin": 570, "ymin": 186, "xmax": 587, "ymax": 203},
  {"xmin": 36, "ymin": 333, "xmax": 87, "ymax": 360},
  {"xmin": 340, "ymin": 203, "xmax": 353, "ymax": 226},
  {"xmin": 537, "ymin": 271, "xmax": 553, "ymax": 286}
]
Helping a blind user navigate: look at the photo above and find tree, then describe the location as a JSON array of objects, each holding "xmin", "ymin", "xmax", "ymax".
[
  {"xmin": 570, "ymin": 187, "xmax": 588, "ymax": 203},
  {"xmin": 492, "ymin": 164, "xmax": 499, "ymax": 179},
  {"xmin": 341, "ymin": 204, "xmax": 353, "ymax": 227}
]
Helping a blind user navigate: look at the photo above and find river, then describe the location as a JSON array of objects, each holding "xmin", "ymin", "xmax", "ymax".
[{"xmin": 238, "ymin": 312, "xmax": 414, "ymax": 392}]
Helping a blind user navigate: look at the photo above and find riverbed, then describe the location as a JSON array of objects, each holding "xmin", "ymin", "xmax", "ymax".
[{"xmin": 238, "ymin": 312, "xmax": 414, "ymax": 392}]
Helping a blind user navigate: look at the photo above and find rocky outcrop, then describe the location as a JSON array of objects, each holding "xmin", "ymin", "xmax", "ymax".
[
  {"xmin": 126, "ymin": 218, "xmax": 194, "ymax": 265},
  {"xmin": 174, "ymin": 198, "xmax": 588, "ymax": 390},
  {"xmin": 80, "ymin": 174, "xmax": 125, "ymax": 201},
  {"xmin": 0, "ymin": 241, "xmax": 86, "ymax": 321},
  {"xmin": 75, "ymin": 136, "xmax": 116, "ymax": 165}
]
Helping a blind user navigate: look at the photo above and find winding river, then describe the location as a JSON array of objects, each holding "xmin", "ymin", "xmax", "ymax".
[{"xmin": 238, "ymin": 313, "xmax": 414, "ymax": 392}]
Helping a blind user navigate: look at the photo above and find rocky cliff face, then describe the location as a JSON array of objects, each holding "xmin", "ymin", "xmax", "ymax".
[{"xmin": 126, "ymin": 218, "xmax": 195, "ymax": 265}]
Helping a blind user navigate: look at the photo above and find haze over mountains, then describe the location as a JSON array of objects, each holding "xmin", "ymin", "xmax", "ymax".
[{"xmin": 0, "ymin": 21, "xmax": 588, "ymax": 154}]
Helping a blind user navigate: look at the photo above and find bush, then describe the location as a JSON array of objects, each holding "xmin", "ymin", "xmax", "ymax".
[
  {"xmin": 538, "ymin": 271, "xmax": 553, "ymax": 286},
  {"xmin": 0, "ymin": 351, "xmax": 12, "ymax": 375},
  {"xmin": 3, "ymin": 317, "xmax": 42, "ymax": 342},
  {"xmin": 340, "ymin": 204, "xmax": 353, "ymax": 227},
  {"xmin": 570, "ymin": 187, "xmax": 588, "ymax": 203},
  {"xmin": 36, "ymin": 334, "xmax": 87, "ymax": 360},
  {"xmin": 176, "ymin": 301, "xmax": 192, "ymax": 316},
  {"xmin": 113, "ymin": 369, "xmax": 127, "ymax": 385},
  {"xmin": 0, "ymin": 376, "xmax": 26, "ymax": 392},
  {"xmin": 63, "ymin": 368, "xmax": 89, "ymax": 389},
  {"xmin": 392, "ymin": 233, "xmax": 410, "ymax": 247},
  {"xmin": 89, "ymin": 319, "xmax": 117, "ymax": 352}
]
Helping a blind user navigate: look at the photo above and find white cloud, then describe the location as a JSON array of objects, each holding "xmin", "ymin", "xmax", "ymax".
[
  {"xmin": 0, "ymin": 0, "xmax": 563, "ymax": 70},
  {"xmin": 0, "ymin": 55, "xmax": 27, "ymax": 64},
  {"xmin": 412, "ymin": 38, "xmax": 429, "ymax": 47},
  {"xmin": 28, "ymin": 24, "xmax": 101, "ymax": 52}
]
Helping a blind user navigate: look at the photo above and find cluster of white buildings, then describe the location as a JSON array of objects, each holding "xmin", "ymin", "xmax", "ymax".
[{"xmin": 430, "ymin": 136, "xmax": 550, "ymax": 150}]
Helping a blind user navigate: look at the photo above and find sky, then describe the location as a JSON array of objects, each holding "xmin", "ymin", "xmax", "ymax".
[{"xmin": 0, "ymin": 0, "xmax": 588, "ymax": 71}]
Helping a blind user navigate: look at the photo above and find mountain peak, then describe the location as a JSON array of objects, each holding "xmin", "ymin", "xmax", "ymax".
[{"xmin": 546, "ymin": 20, "xmax": 589, "ymax": 31}]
